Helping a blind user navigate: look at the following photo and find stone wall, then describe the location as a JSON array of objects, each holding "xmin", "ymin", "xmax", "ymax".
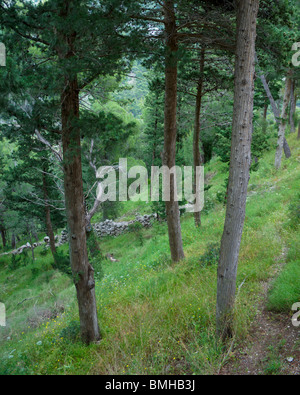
[
  {"xmin": 6, "ymin": 214, "xmax": 157, "ymax": 256},
  {"xmin": 93, "ymin": 214, "xmax": 157, "ymax": 238}
]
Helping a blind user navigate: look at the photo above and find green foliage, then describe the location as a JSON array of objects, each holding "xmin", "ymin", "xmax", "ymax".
[
  {"xmin": 128, "ymin": 221, "xmax": 144, "ymax": 246},
  {"xmin": 214, "ymin": 120, "xmax": 275, "ymax": 167},
  {"xmin": 287, "ymin": 194, "xmax": 300, "ymax": 230},
  {"xmin": 213, "ymin": 127, "xmax": 232, "ymax": 164},
  {"xmin": 151, "ymin": 199, "xmax": 167, "ymax": 221},
  {"xmin": 59, "ymin": 321, "xmax": 81, "ymax": 343},
  {"xmin": 9, "ymin": 253, "xmax": 22, "ymax": 271},
  {"xmin": 199, "ymin": 242, "xmax": 220, "ymax": 267},
  {"xmin": 267, "ymin": 261, "xmax": 300, "ymax": 313},
  {"xmin": 53, "ymin": 251, "xmax": 72, "ymax": 277},
  {"xmin": 31, "ymin": 267, "xmax": 40, "ymax": 279},
  {"xmin": 216, "ymin": 178, "xmax": 229, "ymax": 205},
  {"xmin": 40, "ymin": 246, "xmax": 49, "ymax": 257}
]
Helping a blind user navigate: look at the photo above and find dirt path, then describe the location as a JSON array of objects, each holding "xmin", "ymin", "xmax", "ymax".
[{"xmin": 220, "ymin": 250, "xmax": 300, "ymax": 375}]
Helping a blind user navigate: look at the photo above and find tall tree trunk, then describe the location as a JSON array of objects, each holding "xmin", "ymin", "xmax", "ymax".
[
  {"xmin": 163, "ymin": 0, "xmax": 185, "ymax": 262},
  {"xmin": 61, "ymin": 74, "xmax": 100, "ymax": 345},
  {"xmin": 58, "ymin": 2, "xmax": 100, "ymax": 344},
  {"xmin": 193, "ymin": 49, "xmax": 205, "ymax": 228},
  {"xmin": 216, "ymin": 0, "xmax": 259, "ymax": 340},
  {"xmin": 42, "ymin": 168, "xmax": 57, "ymax": 258},
  {"xmin": 257, "ymin": 64, "xmax": 291, "ymax": 159},
  {"xmin": 275, "ymin": 71, "xmax": 293, "ymax": 169},
  {"xmin": 289, "ymin": 80, "xmax": 296, "ymax": 133}
]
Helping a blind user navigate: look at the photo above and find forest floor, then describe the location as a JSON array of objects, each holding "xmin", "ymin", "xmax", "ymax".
[{"xmin": 220, "ymin": 248, "xmax": 300, "ymax": 375}]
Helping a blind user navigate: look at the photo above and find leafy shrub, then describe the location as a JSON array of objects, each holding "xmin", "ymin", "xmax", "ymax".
[
  {"xmin": 216, "ymin": 178, "xmax": 229, "ymax": 205},
  {"xmin": 151, "ymin": 199, "xmax": 167, "ymax": 221},
  {"xmin": 40, "ymin": 246, "xmax": 49, "ymax": 256},
  {"xmin": 59, "ymin": 320, "xmax": 81, "ymax": 343},
  {"xmin": 53, "ymin": 250, "xmax": 72, "ymax": 277},
  {"xmin": 20, "ymin": 249, "xmax": 31, "ymax": 266},
  {"xmin": 9, "ymin": 253, "xmax": 22, "ymax": 271},
  {"xmin": 128, "ymin": 222, "xmax": 144, "ymax": 246},
  {"xmin": 199, "ymin": 242, "xmax": 220, "ymax": 267}
]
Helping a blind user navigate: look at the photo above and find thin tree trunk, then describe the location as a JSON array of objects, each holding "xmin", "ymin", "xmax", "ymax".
[
  {"xmin": 257, "ymin": 64, "xmax": 291, "ymax": 159},
  {"xmin": 216, "ymin": 0, "xmax": 259, "ymax": 340},
  {"xmin": 290, "ymin": 81, "xmax": 296, "ymax": 133},
  {"xmin": 275, "ymin": 71, "xmax": 293, "ymax": 169},
  {"xmin": 163, "ymin": 0, "xmax": 185, "ymax": 262},
  {"xmin": 58, "ymin": 2, "xmax": 100, "ymax": 344},
  {"xmin": 42, "ymin": 168, "xmax": 57, "ymax": 258},
  {"xmin": 0, "ymin": 224, "xmax": 6, "ymax": 249},
  {"xmin": 193, "ymin": 49, "xmax": 205, "ymax": 228}
]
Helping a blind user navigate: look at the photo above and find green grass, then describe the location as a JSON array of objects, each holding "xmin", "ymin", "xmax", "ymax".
[
  {"xmin": 267, "ymin": 260, "xmax": 300, "ymax": 313},
  {"xmin": 0, "ymin": 133, "xmax": 299, "ymax": 375}
]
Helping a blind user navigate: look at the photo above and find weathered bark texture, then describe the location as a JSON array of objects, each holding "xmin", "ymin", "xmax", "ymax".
[
  {"xmin": 275, "ymin": 71, "xmax": 293, "ymax": 169},
  {"xmin": 193, "ymin": 49, "xmax": 205, "ymax": 228},
  {"xmin": 61, "ymin": 75, "xmax": 100, "ymax": 345},
  {"xmin": 163, "ymin": 0, "xmax": 185, "ymax": 262},
  {"xmin": 58, "ymin": 1, "xmax": 100, "ymax": 344},
  {"xmin": 216, "ymin": 0, "xmax": 259, "ymax": 340}
]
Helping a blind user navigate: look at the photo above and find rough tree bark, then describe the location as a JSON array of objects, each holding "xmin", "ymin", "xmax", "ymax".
[
  {"xmin": 193, "ymin": 49, "xmax": 205, "ymax": 228},
  {"xmin": 162, "ymin": 0, "xmax": 185, "ymax": 262},
  {"xmin": 216, "ymin": 0, "xmax": 259, "ymax": 340},
  {"xmin": 58, "ymin": 1, "xmax": 100, "ymax": 344},
  {"xmin": 61, "ymin": 73, "xmax": 100, "ymax": 344},
  {"xmin": 275, "ymin": 70, "xmax": 293, "ymax": 169}
]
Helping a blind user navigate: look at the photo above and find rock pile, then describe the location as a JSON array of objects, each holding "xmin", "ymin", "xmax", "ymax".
[
  {"xmin": 93, "ymin": 214, "xmax": 157, "ymax": 238},
  {"xmin": 5, "ymin": 214, "xmax": 157, "ymax": 257},
  {"xmin": 13, "ymin": 241, "xmax": 42, "ymax": 255},
  {"xmin": 59, "ymin": 230, "xmax": 68, "ymax": 245},
  {"xmin": 43, "ymin": 230, "xmax": 68, "ymax": 248}
]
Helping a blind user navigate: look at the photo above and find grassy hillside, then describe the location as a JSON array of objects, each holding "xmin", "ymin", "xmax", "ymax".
[{"xmin": 0, "ymin": 133, "xmax": 299, "ymax": 375}]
